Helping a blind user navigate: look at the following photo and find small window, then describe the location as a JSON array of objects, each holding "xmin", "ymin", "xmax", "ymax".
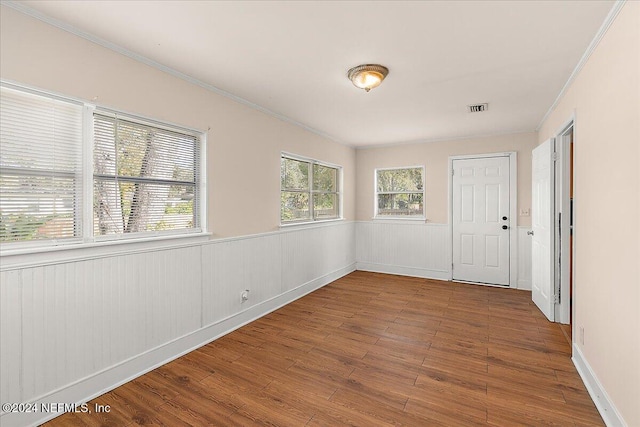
[
  {"xmin": 281, "ymin": 154, "xmax": 341, "ymax": 224},
  {"xmin": 375, "ymin": 167, "xmax": 424, "ymax": 218},
  {"xmin": 93, "ymin": 113, "xmax": 201, "ymax": 237}
]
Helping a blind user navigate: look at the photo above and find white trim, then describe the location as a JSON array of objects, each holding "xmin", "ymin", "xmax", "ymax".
[
  {"xmin": 1, "ymin": 1, "xmax": 346, "ymax": 147},
  {"xmin": 95, "ymin": 107, "xmax": 203, "ymax": 138},
  {"xmin": 82, "ymin": 105, "xmax": 96, "ymax": 242},
  {"xmin": 572, "ymin": 344, "xmax": 627, "ymax": 427},
  {"xmin": 517, "ymin": 226, "xmax": 533, "ymax": 291},
  {"xmin": 1, "ymin": 79, "xmax": 205, "ymax": 136},
  {"xmin": 450, "ymin": 152, "xmax": 514, "ymax": 161},
  {"xmin": 0, "ymin": 80, "xmax": 84, "ymax": 106},
  {"xmin": 1, "ymin": 220, "xmax": 357, "ymax": 270},
  {"xmin": 0, "ymin": 233, "xmax": 212, "ymax": 271},
  {"xmin": 451, "ymin": 280, "xmax": 508, "ymax": 289},
  {"xmin": 537, "ymin": 1, "xmax": 626, "ymax": 130},
  {"xmin": 280, "ymin": 151, "xmax": 342, "ymax": 170},
  {"xmin": 359, "ymin": 219, "xmax": 441, "ymax": 226},
  {"xmin": 356, "ymin": 262, "xmax": 449, "ymax": 281},
  {"xmin": 448, "ymin": 152, "xmax": 518, "ymax": 288},
  {"xmin": 0, "ymin": 81, "xmax": 208, "ymax": 254},
  {"xmin": 508, "ymin": 152, "xmax": 518, "ymax": 287},
  {"xmin": 279, "ymin": 218, "xmax": 344, "ymax": 229},
  {"xmin": 199, "ymin": 131, "xmax": 208, "ymax": 233},
  {"xmin": 516, "ymin": 279, "xmax": 531, "ymax": 289},
  {"xmin": 371, "ymin": 217, "xmax": 427, "ymax": 222},
  {"xmin": 554, "ymin": 117, "xmax": 575, "ymax": 325},
  {"xmin": 375, "ymin": 165, "xmax": 425, "ymax": 172},
  {"xmin": 355, "ymin": 130, "xmax": 537, "ymax": 150},
  {"xmin": 280, "ymin": 152, "xmax": 343, "ymax": 225},
  {"xmin": 0, "ymin": 262, "xmax": 356, "ymax": 427}
]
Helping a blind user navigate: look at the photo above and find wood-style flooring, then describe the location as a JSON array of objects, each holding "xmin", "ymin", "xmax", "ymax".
[{"xmin": 44, "ymin": 271, "xmax": 603, "ymax": 426}]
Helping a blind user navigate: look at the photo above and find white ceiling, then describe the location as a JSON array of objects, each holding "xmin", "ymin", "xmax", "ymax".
[{"xmin": 16, "ymin": 1, "xmax": 614, "ymax": 147}]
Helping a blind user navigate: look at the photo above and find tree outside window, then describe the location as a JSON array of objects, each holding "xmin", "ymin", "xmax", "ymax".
[
  {"xmin": 376, "ymin": 167, "xmax": 424, "ymax": 217},
  {"xmin": 281, "ymin": 155, "xmax": 341, "ymax": 223}
]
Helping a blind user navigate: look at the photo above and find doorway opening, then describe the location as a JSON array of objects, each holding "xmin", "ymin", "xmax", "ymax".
[{"xmin": 555, "ymin": 122, "xmax": 575, "ymax": 343}]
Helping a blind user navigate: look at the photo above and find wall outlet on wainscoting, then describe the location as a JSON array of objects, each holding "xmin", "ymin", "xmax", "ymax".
[{"xmin": 241, "ymin": 290, "xmax": 250, "ymax": 303}]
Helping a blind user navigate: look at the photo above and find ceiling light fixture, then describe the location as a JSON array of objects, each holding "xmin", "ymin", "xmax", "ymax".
[{"xmin": 347, "ymin": 64, "xmax": 389, "ymax": 92}]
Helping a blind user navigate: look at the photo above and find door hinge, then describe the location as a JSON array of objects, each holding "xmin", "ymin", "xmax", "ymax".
[
  {"xmin": 451, "ymin": 169, "xmax": 455, "ymax": 176},
  {"xmin": 552, "ymin": 152, "xmax": 558, "ymax": 162}
]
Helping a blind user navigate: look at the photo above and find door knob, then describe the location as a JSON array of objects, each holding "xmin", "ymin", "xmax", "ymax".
[
  {"xmin": 527, "ymin": 230, "xmax": 534, "ymax": 236},
  {"xmin": 502, "ymin": 216, "xmax": 508, "ymax": 220},
  {"xmin": 502, "ymin": 225, "xmax": 508, "ymax": 230}
]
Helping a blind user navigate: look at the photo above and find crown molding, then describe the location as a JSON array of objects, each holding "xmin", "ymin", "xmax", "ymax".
[
  {"xmin": 1, "ymin": 1, "xmax": 347, "ymax": 147},
  {"xmin": 537, "ymin": 0, "xmax": 626, "ymax": 130}
]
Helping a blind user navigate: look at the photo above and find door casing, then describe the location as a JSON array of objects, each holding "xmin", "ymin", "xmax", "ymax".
[
  {"xmin": 554, "ymin": 117, "xmax": 575, "ymax": 326},
  {"xmin": 448, "ymin": 152, "xmax": 518, "ymax": 288}
]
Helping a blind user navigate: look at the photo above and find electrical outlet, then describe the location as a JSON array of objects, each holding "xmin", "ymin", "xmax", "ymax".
[
  {"xmin": 520, "ymin": 208, "xmax": 530, "ymax": 216},
  {"xmin": 241, "ymin": 290, "xmax": 250, "ymax": 303},
  {"xmin": 579, "ymin": 326, "xmax": 585, "ymax": 345}
]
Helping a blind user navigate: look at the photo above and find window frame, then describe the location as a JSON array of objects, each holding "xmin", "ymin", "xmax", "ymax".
[
  {"xmin": 91, "ymin": 108, "xmax": 204, "ymax": 241},
  {"xmin": 280, "ymin": 152, "xmax": 343, "ymax": 226},
  {"xmin": 0, "ymin": 81, "xmax": 207, "ymax": 254},
  {"xmin": 374, "ymin": 165, "xmax": 426, "ymax": 220},
  {"xmin": 0, "ymin": 83, "xmax": 85, "ymax": 250}
]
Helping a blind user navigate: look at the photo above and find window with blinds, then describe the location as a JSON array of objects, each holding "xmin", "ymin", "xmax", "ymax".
[
  {"xmin": 0, "ymin": 83, "xmax": 204, "ymax": 250},
  {"xmin": 93, "ymin": 113, "xmax": 200, "ymax": 237},
  {"xmin": 0, "ymin": 86, "xmax": 83, "ymax": 243}
]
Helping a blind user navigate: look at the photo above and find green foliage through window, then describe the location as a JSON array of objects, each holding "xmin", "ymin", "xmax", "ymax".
[
  {"xmin": 376, "ymin": 167, "xmax": 424, "ymax": 217},
  {"xmin": 281, "ymin": 155, "xmax": 340, "ymax": 223}
]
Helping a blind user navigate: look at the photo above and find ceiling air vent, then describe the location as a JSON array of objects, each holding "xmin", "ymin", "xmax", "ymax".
[{"xmin": 467, "ymin": 103, "xmax": 488, "ymax": 113}]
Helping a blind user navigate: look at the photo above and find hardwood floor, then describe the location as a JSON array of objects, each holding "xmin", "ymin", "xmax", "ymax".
[
  {"xmin": 560, "ymin": 323, "xmax": 572, "ymax": 347},
  {"xmin": 44, "ymin": 271, "xmax": 603, "ymax": 426}
]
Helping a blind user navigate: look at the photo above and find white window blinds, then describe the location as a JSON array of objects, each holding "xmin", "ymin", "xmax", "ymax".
[
  {"xmin": 93, "ymin": 113, "xmax": 199, "ymax": 236},
  {"xmin": 0, "ymin": 86, "xmax": 83, "ymax": 243}
]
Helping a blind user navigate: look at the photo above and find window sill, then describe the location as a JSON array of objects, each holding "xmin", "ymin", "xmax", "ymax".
[
  {"xmin": 0, "ymin": 232, "xmax": 212, "ymax": 270},
  {"xmin": 279, "ymin": 218, "xmax": 344, "ymax": 229},
  {"xmin": 372, "ymin": 217, "xmax": 428, "ymax": 223}
]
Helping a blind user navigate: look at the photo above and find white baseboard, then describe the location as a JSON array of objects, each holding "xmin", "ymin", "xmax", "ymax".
[
  {"xmin": 517, "ymin": 279, "xmax": 532, "ymax": 290},
  {"xmin": 3, "ymin": 263, "xmax": 356, "ymax": 427},
  {"xmin": 356, "ymin": 262, "xmax": 450, "ymax": 281},
  {"xmin": 572, "ymin": 344, "xmax": 626, "ymax": 427}
]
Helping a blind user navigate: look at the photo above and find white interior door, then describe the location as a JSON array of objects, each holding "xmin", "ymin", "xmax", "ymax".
[
  {"xmin": 532, "ymin": 139, "xmax": 555, "ymax": 320},
  {"xmin": 452, "ymin": 156, "xmax": 510, "ymax": 286}
]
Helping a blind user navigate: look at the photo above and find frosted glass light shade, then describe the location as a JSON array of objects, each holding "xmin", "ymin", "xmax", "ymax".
[{"xmin": 347, "ymin": 64, "xmax": 389, "ymax": 92}]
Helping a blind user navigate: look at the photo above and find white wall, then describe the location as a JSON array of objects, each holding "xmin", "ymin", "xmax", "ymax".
[
  {"xmin": 0, "ymin": 5, "xmax": 356, "ymax": 238},
  {"xmin": 537, "ymin": 2, "xmax": 639, "ymax": 425},
  {"xmin": 0, "ymin": 222, "xmax": 356, "ymax": 427},
  {"xmin": 4, "ymin": 2, "xmax": 633, "ymax": 426},
  {"xmin": 0, "ymin": 5, "xmax": 358, "ymax": 426},
  {"xmin": 353, "ymin": 132, "xmax": 536, "ymax": 290},
  {"xmin": 355, "ymin": 221, "xmax": 533, "ymax": 289},
  {"xmin": 355, "ymin": 132, "xmax": 538, "ymax": 226}
]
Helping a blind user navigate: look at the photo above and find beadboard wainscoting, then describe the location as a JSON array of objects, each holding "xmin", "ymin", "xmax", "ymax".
[
  {"xmin": 355, "ymin": 221, "xmax": 450, "ymax": 280},
  {"xmin": 0, "ymin": 221, "xmax": 356, "ymax": 427},
  {"xmin": 355, "ymin": 221, "xmax": 533, "ymax": 290},
  {"xmin": 517, "ymin": 226, "xmax": 533, "ymax": 290}
]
